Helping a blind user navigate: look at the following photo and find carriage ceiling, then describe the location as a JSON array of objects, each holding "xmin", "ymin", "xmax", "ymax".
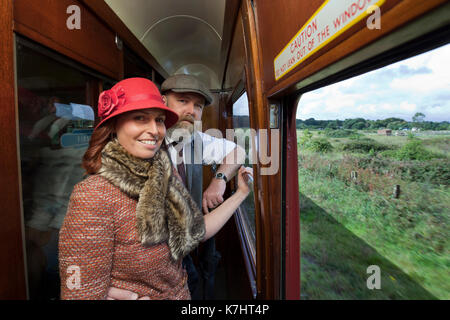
[{"xmin": 105, "ymin": 0, "xmax": 235, "ymax": 90}]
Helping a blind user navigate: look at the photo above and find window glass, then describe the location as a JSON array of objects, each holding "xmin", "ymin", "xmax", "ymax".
[
  {"xmin": 17, "ymin": 39, "xmax": 99, "ymax": 300},
  {"xmin": 124, "ymin": 46, "xmax": 153, "ymax": 82},
  {"xmin": 297, "ymin": 44, "xmax": 449, "ymax": 299},
  {"xmin": 232, "ymin": 92, "xmax": 256, "ymax": 246}
]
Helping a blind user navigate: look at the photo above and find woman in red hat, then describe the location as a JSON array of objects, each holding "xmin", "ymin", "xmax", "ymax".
[{"xmin": 58, "ymin": 78, "xmax": 252, "ymax": 300}]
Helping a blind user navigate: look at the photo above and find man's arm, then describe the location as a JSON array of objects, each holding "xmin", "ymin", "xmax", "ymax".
[{"xmin": 202, "ymin": 145, "xmax": 246, "ymax": 214}]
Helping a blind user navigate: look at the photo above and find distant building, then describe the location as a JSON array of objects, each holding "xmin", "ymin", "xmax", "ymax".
[{"xmin": 377, "ymin": 129, "xmax": 392, "ymax": 136}]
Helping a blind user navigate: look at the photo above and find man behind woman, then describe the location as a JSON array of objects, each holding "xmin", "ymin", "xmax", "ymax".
[{"xmin": 58, "ymin": 77, "xmax": 252, "ymax": 299}]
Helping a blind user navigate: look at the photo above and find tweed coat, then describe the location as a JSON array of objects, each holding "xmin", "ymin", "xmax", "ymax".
[
  {"xmin": 59, "ymin": 175, "xmax": 192, "ymax": 299},
  {"xmin": 59, "ymin": 142, "xmax": 205, "ymax": 300}
]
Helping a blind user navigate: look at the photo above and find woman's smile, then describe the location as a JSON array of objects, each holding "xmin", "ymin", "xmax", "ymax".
[{"xmin": 138, "ymin": 139, "xmax": 157, "ymax": 146}]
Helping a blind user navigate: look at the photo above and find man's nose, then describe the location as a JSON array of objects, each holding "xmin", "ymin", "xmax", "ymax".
[{"xmin": 184, "ymin": 102, "xmax": 195, "ymax": 116}]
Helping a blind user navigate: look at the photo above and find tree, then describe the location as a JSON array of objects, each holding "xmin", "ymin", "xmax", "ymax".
[
  {"xmin": 343, "ymin": 118, "xmax": 366, "ymax": 129},
  {"xmin": 387, "ymin": 121, "xmax": 407, "ymax": 130},
  {"xmin": 352, "ymin": 122, "xmax": 366, "ymax": 130},
  {"xmin": 412, "ymin": 112, "xmax": 425, "ymax": 123},
  {"xmin": 437, "ymin": 122, "xmax": 450, "ymax": 130},
  {"xmin": 326, "ymin": 120, "xmax": 339, "ymax": 129},
  {"xmin": 304, "ymin": 118, "xmax": 317, "ymax": 126}
]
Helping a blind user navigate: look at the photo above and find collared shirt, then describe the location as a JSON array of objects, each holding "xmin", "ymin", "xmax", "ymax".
[{"xmin": 165, "ymin": 131, "xmax": 236, "ymax": 170}]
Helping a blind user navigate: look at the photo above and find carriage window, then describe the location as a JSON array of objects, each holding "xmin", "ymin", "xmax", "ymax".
[
  {"xmin": 123, "ymin": 46, "xmax": 164, "ymax": 87},
  {"xmin": 16, "ymin": 39, "xmax": 101, "ymax": 300},
  {"xmin": 297, "ymin": 44, "xmax": 449, "ymax": 300},
  {"xmin": 232, "ymin": 92, "xmax": 256, "ymax": 253}
]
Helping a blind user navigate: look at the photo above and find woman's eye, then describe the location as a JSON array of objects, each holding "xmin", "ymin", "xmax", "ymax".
[
  {"xmin": 156, "ymin": 117, "xmax": 165, "ymax": 123},
  {"xmin": 134, "ymin": 115, "xmax": 146, "ymax": 121}
]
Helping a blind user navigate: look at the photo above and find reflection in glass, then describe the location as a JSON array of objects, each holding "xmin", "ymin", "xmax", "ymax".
[
  {"xmin": 16, "ymin": 40, "xmax": 98, "ymax": 300},
  {"xmin": 232, "ymin": 93, "xmax": 256, "ymax": 245}
]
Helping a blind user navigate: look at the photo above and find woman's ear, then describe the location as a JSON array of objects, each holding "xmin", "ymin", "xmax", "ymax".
[{"xmin": 162, "ymin": 95, "xmax": 168, "ymax": 106}]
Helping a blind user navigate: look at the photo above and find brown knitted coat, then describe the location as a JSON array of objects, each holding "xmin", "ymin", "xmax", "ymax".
[{"xmin": 59, "ymin": 141, "xmax": 205, "ymax": 299}]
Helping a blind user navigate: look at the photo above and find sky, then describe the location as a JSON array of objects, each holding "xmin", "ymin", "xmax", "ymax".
[
  {"xmin": 296, "ymin": 43, "xmax": 450, "ymax": 122},
  {"xmin": 233, "ymin": 91, "xmax": 249, "ymax": 116}
]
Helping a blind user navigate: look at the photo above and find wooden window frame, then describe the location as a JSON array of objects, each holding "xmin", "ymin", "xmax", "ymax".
[
  {"xmin": 228, "ymin": 81, "xmax": 258, "ymax": 299},
  {"xmin": 234, "ymin": 207, "xmax": 257, "ymax": 298}
]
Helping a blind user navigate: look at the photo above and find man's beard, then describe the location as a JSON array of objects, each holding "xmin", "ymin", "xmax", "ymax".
[{"xmin": 166, "ymin": 115, "xmax": 195, "ymax": 144}]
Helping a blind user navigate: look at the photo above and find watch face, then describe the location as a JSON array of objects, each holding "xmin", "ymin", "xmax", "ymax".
[{"xmin": 215, "ymin": 173, "xmax": 227, "ymax": 182}]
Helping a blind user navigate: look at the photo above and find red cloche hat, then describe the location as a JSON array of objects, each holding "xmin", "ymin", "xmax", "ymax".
[{"xmin": 95, "ymin": 77, "xmax": 179, "ymax": 130}]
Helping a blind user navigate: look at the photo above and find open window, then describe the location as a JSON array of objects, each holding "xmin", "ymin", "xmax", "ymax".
[
  {"xmin": 297, "ymin": 44, "xmax": 449, "ymax": 300},
  {"xmin": 231, "ymin": 91, "xmax": 257, "ymax": 297}
]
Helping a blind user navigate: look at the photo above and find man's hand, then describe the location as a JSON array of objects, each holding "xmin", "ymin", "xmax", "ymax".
[
  {"xmin": 202, "ymin": 178, "xmax": 226, "ymax": 214},
  {"xmin": 202, "ymin": 145, "xmax": 245, "ymax": 215},
  {"xmin": 106, "ymin": 287, "xmax": 150, "ymax": 300}
]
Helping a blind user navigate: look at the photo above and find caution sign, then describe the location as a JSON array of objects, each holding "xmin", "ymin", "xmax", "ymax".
[{"xmin": 274, "ymin": 0, "xmax": 385, "ymax": 81}]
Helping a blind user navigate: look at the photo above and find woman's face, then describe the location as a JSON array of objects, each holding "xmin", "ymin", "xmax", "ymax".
[{"xmin": 115, "ymin": 109, "xmax": 166, "ymax": 159}]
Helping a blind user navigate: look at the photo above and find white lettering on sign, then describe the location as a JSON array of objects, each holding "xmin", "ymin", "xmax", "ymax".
[{"xmin": 274, "ymin": 0, "xmax": 385, "ymax": 81}]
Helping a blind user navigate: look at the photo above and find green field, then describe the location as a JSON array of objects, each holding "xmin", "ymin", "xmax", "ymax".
[{"xmin": 297, "ymin": 129, "xmax": 450, "ymax": 299}]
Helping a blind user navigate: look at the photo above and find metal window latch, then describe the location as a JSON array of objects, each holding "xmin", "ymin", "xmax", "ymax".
[{"xmin": 115, "ymin": 34, "xmax": 123, "ymax": 51}]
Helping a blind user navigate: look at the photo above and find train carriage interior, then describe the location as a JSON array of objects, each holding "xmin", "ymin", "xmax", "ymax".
[{"xmin": 0, "ymin": 0, "xmax": 449, "ymax": 300}]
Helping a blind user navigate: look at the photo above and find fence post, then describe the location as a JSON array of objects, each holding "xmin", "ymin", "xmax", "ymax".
[
  {"xmin": 351, "ymin": 171, "xmax": 358, "ymax": 183},
  {"xmin": 393, "ymin": 185, "xmax": 401, "ymax": 199}
]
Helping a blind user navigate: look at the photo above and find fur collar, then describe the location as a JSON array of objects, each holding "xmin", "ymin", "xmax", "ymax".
[{"xmin": 98, "ymin": 140, "xmax": 205, "ymax": 261}]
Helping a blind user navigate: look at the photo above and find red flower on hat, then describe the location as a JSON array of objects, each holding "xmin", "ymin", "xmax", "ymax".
[{"xmin": 98, "ymin": 87, "xmax": 125, "ymax": 118}]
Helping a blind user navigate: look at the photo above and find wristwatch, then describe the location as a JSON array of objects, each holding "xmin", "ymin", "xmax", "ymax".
[{"xmin": 214, "ymin": 172, "xmax": 228, "ymax": 183}]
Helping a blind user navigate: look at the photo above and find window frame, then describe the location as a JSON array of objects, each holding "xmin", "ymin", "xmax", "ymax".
[
  {"xmin": 15, "ymin": 35, "xmax": 116, "ymax": 300},
  {"xmin": 230, "ymin": 87, "xmax": 258, "ymax": 298},
  {"xmin": 294, "ymin": 43, "xmax": 450, "ymax": 300}
]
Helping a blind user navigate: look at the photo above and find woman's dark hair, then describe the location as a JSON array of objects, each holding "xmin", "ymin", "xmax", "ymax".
[{"xmin": 82, "ymin": 120, "xmax": 115, "ymax": 174}]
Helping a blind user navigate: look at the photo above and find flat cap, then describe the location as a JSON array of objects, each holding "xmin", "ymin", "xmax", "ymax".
[{"xmin": 161, "ymin": 74, "xmax": 213, "ymax": 106}]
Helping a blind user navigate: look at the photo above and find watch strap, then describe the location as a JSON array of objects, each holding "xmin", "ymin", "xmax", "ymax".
[{"xmin": 215, "ymin": 172, "xmax": 228, "ymax": 182}]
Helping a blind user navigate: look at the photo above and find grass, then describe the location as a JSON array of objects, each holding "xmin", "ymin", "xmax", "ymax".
[
  {"xmin": 421, "ymin": 136, "xmax": 450, "ymax": 158},
  {"xmin": 297, "ymin": 130, "xmax": 450, "ymax": 299}
]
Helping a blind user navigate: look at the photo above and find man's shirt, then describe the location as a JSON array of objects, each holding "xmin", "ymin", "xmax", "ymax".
[{"xmin": 165, "ymin": 131, "xmax": 236, "ymax": 170}]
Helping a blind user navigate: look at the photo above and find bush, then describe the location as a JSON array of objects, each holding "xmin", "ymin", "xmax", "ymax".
[
  {"xmin": 349, "ymin": 155, "xmax": 449, "ymax": 186},
  {"xmin": 299, "ymin": 129, "xmax": 313, "ymax": 146},
  {"xmin": 384, "ymin": 139, "xmax": 437, "ymax": 161},
  {"xmin": 400, "ymin": 160, "xmax": 450, "ymax": 185},
  {"xmin": 349, "ymin": 133, "xmax": 364, "ymax": 140},
  {"xmin": 306, "ymin": 138, "xmax": 333, "ymax": 153},
  {"xmin": 325, "ymin": 129, "xmax": 356, "ymax": 138},
  {"xmin": 342, "ymin": 140, "xmax": 392, "ymax": 153}
]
